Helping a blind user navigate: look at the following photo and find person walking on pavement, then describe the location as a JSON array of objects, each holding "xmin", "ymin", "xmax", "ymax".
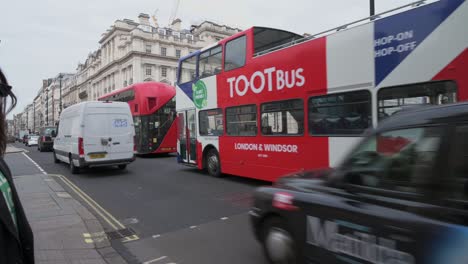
[{"xmin": 0, "ymin": 68, "xmax": 34, "ymax": 263}]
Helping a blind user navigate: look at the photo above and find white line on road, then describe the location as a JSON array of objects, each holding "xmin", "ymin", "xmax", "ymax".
[
  {"xmin": 143, "ymin": 256, "xmax": 167, "ymax": 264},
  {"xmin": 220, "ymin": 217, "xmax": 229, "ymax": 220},
  {"xmin": 22, "ymin": 152, "xmax": 47, "ymax": 175}
]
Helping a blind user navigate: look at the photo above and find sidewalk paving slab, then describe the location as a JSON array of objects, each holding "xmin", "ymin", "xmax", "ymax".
[{"xmin": 13, "ymin": 173, "xmax": 127, "ymax": 264}]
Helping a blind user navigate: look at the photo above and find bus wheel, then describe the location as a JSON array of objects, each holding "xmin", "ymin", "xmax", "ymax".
[
  {"xmin": 262, "ymin": 217, "xmax": 298, "ymax": 264},
  {"xmin": 206, "ymin": 149, "xmax": 221, "ymax": 177}
]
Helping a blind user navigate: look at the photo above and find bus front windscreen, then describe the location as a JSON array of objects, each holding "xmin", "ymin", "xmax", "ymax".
[{"xmin": 134, "ymin": 98, "xmax": 176, "ymax": 154}]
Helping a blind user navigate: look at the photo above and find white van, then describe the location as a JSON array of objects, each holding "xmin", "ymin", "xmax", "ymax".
[{"xmin": 53, "ymin": 101, "xmax": 135, "ymax": 173}]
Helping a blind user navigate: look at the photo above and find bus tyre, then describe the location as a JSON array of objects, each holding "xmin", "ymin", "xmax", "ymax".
[
  {"xmin": 53, "ymin": 151, "xmax": 60, "ymax": 163},
  {"xmin": 261, "ymin": 217, "xmax": 298, "ymax": 264},
  {"xmin": 69, "ymin": 157, "xmax": 79, "ymax": 174},
  {"xmin": 206, "ymin": 149, "xmax": 221, "ymax": 177},
  {"xmin": 118, "ymin": 164, "xmax": 127, "ymax": 170}
]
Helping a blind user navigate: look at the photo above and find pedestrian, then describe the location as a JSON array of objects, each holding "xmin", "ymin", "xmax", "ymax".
[{"xmin": 0, "ymin": 67, "xmax": 34, "ymax": 263}]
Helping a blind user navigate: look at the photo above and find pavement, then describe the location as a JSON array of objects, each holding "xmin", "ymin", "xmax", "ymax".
[
  {"xmin": 6, "ymin": 145, "xmax": 127, "ymax": 264},
  {"xmin": 6, "ymin": 143, "xmax": 269, "ymax": 264}
]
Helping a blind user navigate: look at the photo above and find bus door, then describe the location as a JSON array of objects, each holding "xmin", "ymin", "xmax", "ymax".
[{"xmin": 178, "ymin": 109, "xmax": 197, "ymax": 164}]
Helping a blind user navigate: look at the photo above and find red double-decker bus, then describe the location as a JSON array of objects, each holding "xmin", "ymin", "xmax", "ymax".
[
  {"xmin": 176, "ymin": 0, "xmax": 468, "ymax": 181},
  {"xmin": 99, "ymin": 82, "xmax": 177, "ymax": 154}
]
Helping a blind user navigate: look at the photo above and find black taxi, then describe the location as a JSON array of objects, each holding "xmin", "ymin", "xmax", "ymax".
[{"xmin": 250, "ymin": 103, "xmax": 468, "ymax": 264}]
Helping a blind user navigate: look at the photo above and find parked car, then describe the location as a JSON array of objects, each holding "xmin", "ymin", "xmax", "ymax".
[
  {"xmin": 53, "ymin": 101, "xmax": 136, "ymax": 174},
  {"xmin": 250, "ymin": 103, "xmax": 468, "ymax": 264},
  {"xmin": 22, "ymin": 134, "xmax": 29, "ymax": 145},
  {"xmin": 26, "ymin": 135, "xmax": 39, "ymax": 146},
  {"xmin": 38, "ymin": 126, "xmax": 57, "ymax": 152}
]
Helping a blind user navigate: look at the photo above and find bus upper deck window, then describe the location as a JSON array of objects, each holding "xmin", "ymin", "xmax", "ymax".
[
  {"xmin": 198, "ymin": 46, "xmax": 222, "ymax": 79},
  {"xmin": 225, "ymin": 36, "xmax": 246, "ymax": 71},
  {"xmin": 179, "ymin": 55, "xmax": 197, "ymax": 84}
]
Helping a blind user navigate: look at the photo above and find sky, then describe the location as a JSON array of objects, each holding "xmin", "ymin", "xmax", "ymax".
[{"xmin": 0, "ymin": 0, "xmax": 417, "ymax": 117}]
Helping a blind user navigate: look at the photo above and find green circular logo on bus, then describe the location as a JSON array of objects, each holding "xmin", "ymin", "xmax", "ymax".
[{"xmin": 192, "ymin": 80, "xmax": 207, "ymax": 109}]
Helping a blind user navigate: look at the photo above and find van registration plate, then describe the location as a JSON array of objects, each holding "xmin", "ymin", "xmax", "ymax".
[{"xmin": 89, "ymin": 153, "xmax": 106, "ymax": 159}]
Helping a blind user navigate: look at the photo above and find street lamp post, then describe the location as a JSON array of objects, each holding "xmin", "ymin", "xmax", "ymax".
[
  {"xmin": 46, "ymin": 88, "xmax": 49, "ymax": 126},
  {"xmin": 370, "ymin": 0, "xmax": 375, "ymax": 16},
  {"xmin": 59, "ymin": 74, "xmax": 63, "ymax": 114}
]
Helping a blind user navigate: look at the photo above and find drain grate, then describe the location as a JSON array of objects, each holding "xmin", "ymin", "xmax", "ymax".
[{"xmin": 106, "ymin": 228, "xmax": 136, "ymax": 240}]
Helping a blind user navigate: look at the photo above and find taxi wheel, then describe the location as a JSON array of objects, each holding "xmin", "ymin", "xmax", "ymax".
[
  {"xmin": 118, "ymin": 164, "xmax": 127, "ymax": 170},
  {"xmin": 206, "ymin": 149, "xmax": 222, "ymax": 177},
  {"xmin": 262, "ymin": 217, "xmax": 298, "ymax": 264}
]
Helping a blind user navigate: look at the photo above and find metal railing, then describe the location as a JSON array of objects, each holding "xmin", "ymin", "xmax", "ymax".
[{"xmin": 254, "ymin": 0, "xmax": 433, "ymax": 57}]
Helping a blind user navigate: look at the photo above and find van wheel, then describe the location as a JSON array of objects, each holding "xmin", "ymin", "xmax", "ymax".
[
  {"xmin": 69, "ymin": 157, "xmax": 79, "ymax": 174},
  {"xmin": 53, "ymin": 151, "xmax": 60, "ymax": 163},
  {"xmin": 261, "ymin": 217, "xmax": 298, "ymax": 264},
  {"xmin": 117, "ymin": 164, "xmax": 127, "ymax": 170},
  {"xmin": 206, "ymin": 149, "xmax": 222, "ymax": 177}
]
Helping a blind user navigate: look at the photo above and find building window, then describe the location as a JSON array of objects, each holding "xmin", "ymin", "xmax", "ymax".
[
  {"xmin": 226, "ymin": 105, "xmax": 257, "ymax": 136},
  {"xmin": 161, "ymin": 67, "xmax": 167, "ymax": 77},
  {"xmin": 161, "ymin": 47, "xmax": 167, "ymax": 56},
  {"xmin": 199, "ymin": 109, "xmax": 223, "ymax": 136},
  {"xmin": 198, "ymin": 45, "xmax": 222, "ymax": 78},
  {"xmin": 146, "ymin": 44, "xmax": 152, "ymax": 53},
  {"xmin": 309, "ymin": 90, "xmax": 371, "ymax": 135},
  {"xmin": 176, "ymin": 49, "xmax": 181, "ymax": 59},
  {"xmin": 129, "ymin": 78, "xmax": 133, "ymax": 85},
  {"xmin": 261, "ymin": 99, "xmax": 303, "ymax": 135},
  {"xmin": 378, "ymin": 81, "xmax": 457, "ymax": 120},
  {"xmin": 146, "ymin": 66, "xmax": 152, "ymax": 76},
  {"xmin": 225, "ymin": 36, "xmax": 246, "ymax": 71}
]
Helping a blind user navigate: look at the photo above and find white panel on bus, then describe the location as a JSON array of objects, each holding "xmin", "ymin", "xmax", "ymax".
[
  {"xmin": 176, "ymin": 85, "xmax": 196, "ymax": 111},
  {"xmin": 377, "ymin": 2, "xmax": 468, "ymax": 88},
  {"xmin": 328, "ymin": 137, "xmax": 362, "ymax": 168},
  {"xmin": 201, "ymin": 76, "xmax": 218, "ymax": 110},
  {"xmin": 326, "ymin": 23, "xmax": 375, "ymax": 92}
]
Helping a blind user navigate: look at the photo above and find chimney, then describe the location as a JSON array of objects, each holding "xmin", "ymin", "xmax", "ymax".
[
  {"xmin": 171, "ymin": 18, "xmax": 182, "ymax": 31},
  {"xmin": 42, "ymin": 80, "xmax": 48, "ymax": 89},
  {"xmin": 138, "ymin": 13, "xmax": 150, "ymax": 26}
]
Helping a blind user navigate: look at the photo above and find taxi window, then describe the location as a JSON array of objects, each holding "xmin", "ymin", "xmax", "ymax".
[
  {"xmin": 445, "ymin": 125, "xmax": 468, "ymax": 201},
  {"xmin": 344, "ymin": 126, "xmax": 443, "ymax": 193}
]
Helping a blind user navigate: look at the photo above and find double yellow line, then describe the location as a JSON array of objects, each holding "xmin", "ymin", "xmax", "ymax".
[{"xmin": 50, "ymin": 174, "xmax": 139, "ymax": 243}]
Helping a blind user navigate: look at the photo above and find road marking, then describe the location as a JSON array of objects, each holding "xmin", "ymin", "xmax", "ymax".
[
  {"xmin": 189, "ymin": 225, "xmax": 197, "ymax": 229},
  {"xmin": 220, "ymin": 217, "xmax": 229, "ymax": 220},
  {"xmin": 50, "ymin": 174, "xmax": 120, "ymax": 230},
  {"xmin": 84, "ymin": 238, "xmax": 94, "ymax": 244},
  {"xmin": 20, "ymin": 151, "xmax": 140, "ymax": 243},
  {"xmin": 143, "ymin": 256, "xmax": 167, "ymax": 264},
  {"xmin": 22, "ymin": 152, "xmax": 47, "ymax": 175},
  {"xmin": 152, "ymin": 234, "xmax": 161, "ymax": 239},
  {"xmin": 49, "ymin": 174, "xmax": 140, "ymax": 242}
]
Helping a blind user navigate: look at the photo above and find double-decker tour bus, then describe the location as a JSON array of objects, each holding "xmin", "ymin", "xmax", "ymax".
[
  {"xmin": 176, "ymin": 0, "xmax": 468, "ymax": 181},
  {"xmin": 99, "ymin": 82, "xmax": 177, "ymax": 154}
]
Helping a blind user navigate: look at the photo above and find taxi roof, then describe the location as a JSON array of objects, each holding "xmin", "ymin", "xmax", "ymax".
[{"xmin": 376, "ymin": 102, "xmax": 468, "ymax": 133}]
